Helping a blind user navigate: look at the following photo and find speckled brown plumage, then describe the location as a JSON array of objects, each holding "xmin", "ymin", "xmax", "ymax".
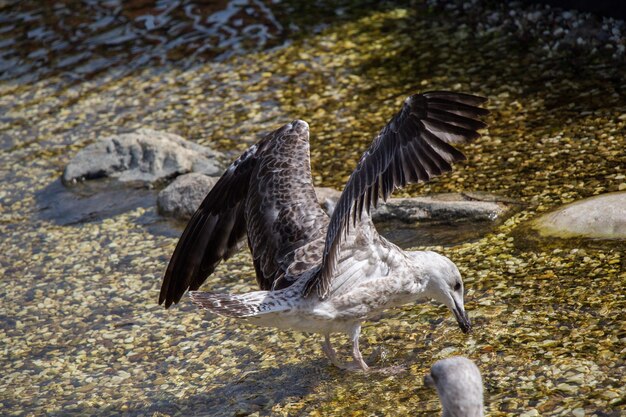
[{"xmin": 159, "ymin": 120, "xmax": 327, "ymax": 307}]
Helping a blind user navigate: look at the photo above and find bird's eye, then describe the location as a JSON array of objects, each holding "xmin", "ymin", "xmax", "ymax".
[{"xmin": 454, "ymin": 282, "xmax": 461, "ymax": 291}]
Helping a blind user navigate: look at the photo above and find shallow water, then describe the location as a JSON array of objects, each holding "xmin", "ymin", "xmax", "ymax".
[{"xmin": 1, "ymin": 1, "xmax": 625, "ymax": 416}]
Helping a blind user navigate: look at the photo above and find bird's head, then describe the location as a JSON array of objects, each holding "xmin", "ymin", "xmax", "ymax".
[
  {"xmin": 424, "ymin": 356, "xmax": 484, "ymax": 417},
  {"xmin": 411, "ymin": 251, "xmax": 471, "ymax": 333}
]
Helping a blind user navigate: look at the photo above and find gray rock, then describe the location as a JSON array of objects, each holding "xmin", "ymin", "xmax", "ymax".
[
  {"xmin": 157, "ymin": 173, "xmax": 218, "ymax": 219},
  {"xmin": 316, "ymin": 188, "xmax": 510, "ymax": 223},
  {"xmin": 315, "ymin": 187, "xmax": 342, "ymax": 215},
  {"xmin": 532, "ymin": 192, "xmax": 626, "ymax": 239},
  {"xmin": 373, "ymin": 194, "xmax": 506, "ymax": 223},
  {"xmin": 159, "ymin": 174, "xmax": 513, "ymax": 224},
  {"xmin": 63, "ymin": 128, "xmax": 224, "ymax": 185}
]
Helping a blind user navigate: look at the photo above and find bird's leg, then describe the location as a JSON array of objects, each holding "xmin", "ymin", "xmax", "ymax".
[
  {"xmin": 321, "ymin": 334, "xmax": 342, "ymax": 368},
  {"xmin": 322, "ymin": 326, "xmax": 404, "ymax": 374},
  {"xmin": 349, "ymin": 323, "xmax": 369, "ymax": 372},
  {"xmin": 349, "ymin": 325, "xmax": 405, "ymax": 375},
  {"xmin": 322, "ymin": 333, "xmax": 363, "ymax": 370},
  {"xmin": 321, "ymin": 328, "xmax": 369, "ymax": 372}
]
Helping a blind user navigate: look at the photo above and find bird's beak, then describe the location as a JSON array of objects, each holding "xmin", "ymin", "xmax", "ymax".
[
  {"xmin": 453, "ymin": 299, "xmax": 472, "ymax": 333},
  {"xmin": 424, "ymin": 373, "xmax": 435, "ymax": 389}
]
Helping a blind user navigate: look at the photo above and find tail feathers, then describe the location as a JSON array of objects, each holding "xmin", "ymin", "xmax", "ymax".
[{"xmin": 189, "ymin": 291, "xmax": 287, "ymax": 318}]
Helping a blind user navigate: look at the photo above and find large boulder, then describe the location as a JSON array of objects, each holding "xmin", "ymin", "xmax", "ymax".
[
  {"xmin": 532, "ymin": 192, "xmax": 626, "ymax": 239},
  {"xmin": 157, "ymin": 174, "xmax": 513, "ymax": 224},
  {"xmin": 63, "ymin": 129, "xmax": 224, "ymax": 185},
  {"xmin": 372, "ymin": 194, "xmax": 506, "ymax": 223},
  {"xmin": 315, "ymin": 188, "xmax": 509, "ymax": 223},
  {"xmin": 157, "ymin": 173, "xmax": 219, "ymax": 219}
]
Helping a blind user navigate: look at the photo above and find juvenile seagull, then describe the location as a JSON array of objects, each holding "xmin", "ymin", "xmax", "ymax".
[
  {"xmin": 159, "ymin": 91, "xmax": 489, "ymax": 371},
  {"xmin": 424, "ymin": 356, "xmax": 484, "ymax": 417}
]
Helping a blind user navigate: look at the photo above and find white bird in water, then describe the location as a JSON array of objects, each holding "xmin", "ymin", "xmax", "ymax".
[
  {"xmin": 424, "ymin": 356, "xmax": 484, "ymax": 417},
  {"xmin": 159, "ymin": 91, "xmax": 489, "ymax": 371}
]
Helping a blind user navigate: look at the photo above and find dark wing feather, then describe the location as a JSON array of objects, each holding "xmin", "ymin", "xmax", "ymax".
[
  {"xmin": 304, "ymin": 91, "xmax": 489, "ymax": 299},
  {"xmin": 159, "ymin": 141, "xmax": 264, "ymax": 308},
  {"xmin": 160, "ymin": 121, "xmax": 329, "ymax": 307},
  {"xmin": 244, "ymin": 121, "xmax": 328, "ymax": 291}
]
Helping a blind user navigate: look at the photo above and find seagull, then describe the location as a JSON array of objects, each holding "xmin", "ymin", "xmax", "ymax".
[
  {"xmin": 424, "ymin": 356, "xmax": 484, "ymax": 417},
  {"xmin": 159, "ymin": 91, "xmax": 489, "ymax": 371}
]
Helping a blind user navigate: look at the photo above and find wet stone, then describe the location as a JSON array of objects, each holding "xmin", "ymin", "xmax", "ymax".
[
  {"xmin": 372, "ymin": 194, "xmax": 509, "ymax": 223},
  {"xmin": 317, "ymin": 188, "xmax": 511, "ymax": 222},
  {"xmin": 63, "ymin": 129, "xmax": 225, "ymax": 185},
  {"xmin": 160, "ymin": 179, "xmax": 513, "ymax": 227},
  {"xmin": 532, "ymin": 192, "xmax": 626, "ymax": 239},
  {"xmin": 157, "ymin": 173, "xmax": 219, "ymax": 219}
]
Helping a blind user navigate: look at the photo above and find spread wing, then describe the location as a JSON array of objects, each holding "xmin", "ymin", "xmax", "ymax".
[
  {"xmin": 245, "ymin": 120, "xmax": 328, "ymax": 291},
  {"xmin": 303, "ymin": 91, "xmax": 489, "ymax": 299},
  {"xmin": 159, "ymin": 139, "xmax": 262, "ymax": 308},
  {"xmin": 159, "ymin": 120, "xmax": 328, "ymax": 308}
]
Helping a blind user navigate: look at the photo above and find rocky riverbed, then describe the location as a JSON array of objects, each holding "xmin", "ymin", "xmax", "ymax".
[{"xmin": 1, "ymin": 1, "xmax": 625, "ymax": 416}]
